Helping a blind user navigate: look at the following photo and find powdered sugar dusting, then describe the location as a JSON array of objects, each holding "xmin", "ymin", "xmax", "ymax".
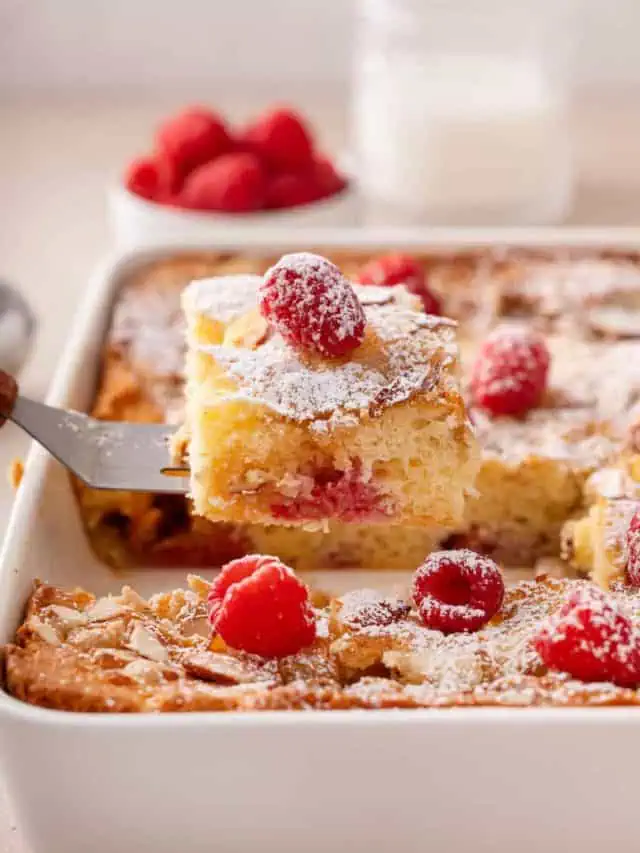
[
  {"xmin": 185, "ymin": 275, "xmax": 262, "ymax": 324},
  {"xmin": 505, "ymin": 258, "xmax": 640, "ymax": 322},
  {"xmin": 200, "ymin": 302, "xmax": 458, "ymax": 425},
  {"xmin": 111, "ymin": 286, "xmax": 185, "ymax": 378}
]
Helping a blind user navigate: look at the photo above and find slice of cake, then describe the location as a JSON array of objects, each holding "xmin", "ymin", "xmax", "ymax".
[
  {"xmin": 180, "ymin": 253, "xmax": 478, "ymax": 528},
  {"xmin": 448, "ymin": 329, "xmax": 640, "ymax": 564},
  {"xmin": 562, "ymin": 454, "xmax": 640, "ymax": 588}
]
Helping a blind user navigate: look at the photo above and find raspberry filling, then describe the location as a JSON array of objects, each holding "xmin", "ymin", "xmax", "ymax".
[
  {"xmin": 533, "ymin": 585, "xmax": 640, "ymax": 687},
  {"xmin": 270, "ymin": 464, "xmax": 392, "ymax": 522},
  {"xmin": 470, "ymin": 326, "xmax": 550, "ymax": 418},
  {"xmin": 412, "ymin": 549, "xmax": 505, "ymax": 633},
  {"xmin": 626, "ymin": 511, "xmax": 640, "ymax": 587},
  {"xmin": 208, "ymin": 555, "xmax": 316, "ymax": 658}
]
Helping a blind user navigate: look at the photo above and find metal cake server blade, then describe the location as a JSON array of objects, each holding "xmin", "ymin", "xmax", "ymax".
[{"xmin": 0, "ymin": 370, "xmax": 188, "ymax": 493}]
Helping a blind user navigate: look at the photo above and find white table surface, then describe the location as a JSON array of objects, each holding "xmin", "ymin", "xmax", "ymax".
[{"xmin": 2, "ymin": 91, "xmax": 640, "ymax": 851}]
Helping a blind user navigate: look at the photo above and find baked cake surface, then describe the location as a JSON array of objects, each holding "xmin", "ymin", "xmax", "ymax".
[
  {"xmin": 6, "ymin": 571, "xmax": 640, "ymax": 712},
  {"xmin": 76, "ymin": 249, "xmax": 640, "ymax": 574},
  {"xmin": 181, "ymin": 266, "xmax": 477, "ymax": 529}
]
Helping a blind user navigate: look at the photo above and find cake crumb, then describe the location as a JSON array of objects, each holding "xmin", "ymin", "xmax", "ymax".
[{"xmin": 8, "ymin": 457, "xmax": 23, "ymax": 490}]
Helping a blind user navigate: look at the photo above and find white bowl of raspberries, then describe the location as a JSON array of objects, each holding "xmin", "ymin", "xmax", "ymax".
[{"xmin": 110, "ymin": 104, "xmax": 357, "ymax": 248}]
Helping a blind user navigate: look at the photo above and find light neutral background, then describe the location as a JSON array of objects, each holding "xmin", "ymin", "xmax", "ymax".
[
  {"xmin": 4, "ymin": 0, "xmax": 640, "ymax": 98},
  {"xmin": 3, "ymin": 2, "xmax": 640, "ymax": 850}
]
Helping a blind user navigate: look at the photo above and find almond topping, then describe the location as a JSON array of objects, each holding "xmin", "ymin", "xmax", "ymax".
[{"xmin": 127, "ymin": 624, "xmax": 168, "ymax": 663}]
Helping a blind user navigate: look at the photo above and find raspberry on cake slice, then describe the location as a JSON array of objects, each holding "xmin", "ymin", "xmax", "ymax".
[{"xmin": 179, "ymin": 252, "xmax": 478, "ymax": 529}]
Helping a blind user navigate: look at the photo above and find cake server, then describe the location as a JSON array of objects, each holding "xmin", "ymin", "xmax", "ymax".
[{"xmin": 0, "ymin": 370, "xmax": 189, "ymax": 493}]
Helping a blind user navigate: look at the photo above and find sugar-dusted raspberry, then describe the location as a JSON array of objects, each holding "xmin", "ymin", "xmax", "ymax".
[
  {"xmin": 241, "ymin": 107, "xmax": 314, "ymax": 172},
  {"xmin": 181, "ymin": 152, "xmax": 266, "ymax": 213},
  {"xmin": 156, "ymin": 107, "xmax": 230, "ymax": 176},
  {"xmin": 355, "ymin": 253, "xmax": 441, "ymax": 315},
  {"xmin": 412, "ymin": 549, "xmax": 505, "ymax": 634},
  {"xmin": 533, "ymin": 585, "xmax": 640, "ymax": 687},
  {"xmin": 260, "ymin": 253, "xmax": 366, "ymax": 357},
  {"xmin": 470, "ymin": 326, "xmax": 550, "ymax": 417},
  {"xmin": 626, "ymin": 511, "xmax": 640, "ymax": 587},
  {"xmin": 207, "ymin": 555, "xmax": 316, "ymax": 658}
]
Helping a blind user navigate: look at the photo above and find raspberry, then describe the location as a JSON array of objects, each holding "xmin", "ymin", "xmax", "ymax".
[
  {"xmin": 626, "ymin": 511, "xmax": 640, "ymax": 586},
  {"xmin": 181, "ymin": 153, "xmax": 266, "ymax": 213},
  {"xmin": 260, "ymin": 253, "xmax": 366, "ymax": 357},
  {"xmin": 124, "ymin": 155, "xmax": 178, "ymax": 202},
  {"xmin": 470, "ymin": 326, "xmax": 550, "ymax": 417},
  {"xmin": 207, "ymin": 555, "xmax": 316, "ymax": 658},
  {"xmin": 411, "ymin": 549, "xmax": 505, "ymax": 633},
  {"xmin": 533, "ymin": 585, "xmax": 640, "ymax": 687},
  {"xmin": 241, "ymin": 107, "xmax": 314, "ymax": 171},
  {"xmin": 355, "ymin": 253, "xmax": 441, "ymax": 315},
  {"xmin": 311, "ymin": 155, "xmax": 347, "ymax": 198},
  {"xmin": 156, "ymin": 107, "xmax": 230, "ymax": 176},
  {"xmin": 265, "ymin": 171, "xmax": 319, "ymax": 210},
  {"xmin": 265, "ymin": 156, "xmax": 347, "ymax": 210}
]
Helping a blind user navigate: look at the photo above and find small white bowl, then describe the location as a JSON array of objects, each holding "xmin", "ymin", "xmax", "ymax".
[{"xmin": 108, "ymin": 182, "xmax": 361, "ymax": 250}]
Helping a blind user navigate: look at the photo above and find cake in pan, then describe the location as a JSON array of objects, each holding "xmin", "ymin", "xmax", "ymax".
[{"xmin": 76, "ymin": 248, "xmax": 640, "ymax": 572}]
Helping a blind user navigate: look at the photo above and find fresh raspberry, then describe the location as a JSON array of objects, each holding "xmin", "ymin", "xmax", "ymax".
[
  {"xmin": 241, "ymin": 107, "xmax": 314, "ymax": 172},
  {"xmin": 265, "ymin": 171, "xmax": 319, "ymax": 210},
  {"xmin": 533, "ymin": 585, "xmax": 640, "ymax": 687},
  {"xmin": 311, "ymin": 155, "xmax": 347, "ymax": 198},
  {"xmin": 260, "ymin": 253, "xmax": 366, "ymax": 357},
  {"xmin": 181, "ymin": 153, "xmax": 266, "ymax": 213},
  {"xmin": 207, "ymin": 555, "xmax": 316, "ymax": 658},
  {"xmin": 626, "ymin": 511, "xmax": 640, "ymax": 586},
  {"xmin": 265, "ymin": 156, "xmax": 347, "ymax": 210},
  {"xmin": 156, "ymin": 107, "xmax": 230, "ymax": 176},
  {"xmin": 411, "ymin": 549, "xmax": 505, "ymax": 633},
  {"xmin": 470, "ymin": 326, "xmax": 550, "ymax": 417},
  {"xmin": 355, "ymin": 253, "xmax": 441, "ymax": 315},
  {"xmin": 124, "ymin": 155, "xmax": 179, "ymax": 202}
]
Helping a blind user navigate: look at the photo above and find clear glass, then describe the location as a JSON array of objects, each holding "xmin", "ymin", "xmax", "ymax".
[{"xmin": 352, "ymin": 0, "xmax": 577, "ymax": 225}]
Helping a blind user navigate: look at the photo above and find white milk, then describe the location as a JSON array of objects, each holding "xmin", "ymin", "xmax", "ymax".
[{"xmin": 353, "ymin": 52, "xmax": 573, "ymax": 225}]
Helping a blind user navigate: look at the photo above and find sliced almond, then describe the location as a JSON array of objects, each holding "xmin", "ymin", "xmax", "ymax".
[
  {"xmin": 223, "ymin": 309, "xmax": 268, "ymax": 350},
  {"xmin": 49, "ymin": 605, "xmax": 88, "ymax": 628},
  {"xmin": 182, "ymin": 650, "xmax": 274, "ymax": 685},
  {"xmin": 587, "ymin": 306, "xmax": 640, "ymax": 339},
  {"xmin": 86, "ymin": 597, "xmax": 127, "ymax": 622},
  {"xmin": 127, "ymin": 624, "xmax": 168, "ymax": 663},
  {"xmin": 30, "ymin": 617, "xmax": 61, "ymax": 646}
]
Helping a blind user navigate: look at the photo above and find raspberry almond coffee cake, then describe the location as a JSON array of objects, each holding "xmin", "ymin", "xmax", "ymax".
[
  {"xmin": 73, "ymin": 247, "xmax": 640, "ymax": 573},
  {"xmin": 176, "ymin": 252, "xmax": 477, "ymax": 529},
  {"xmin": 7, "ymin": 246, "xmax": 640, "ymax": 713},
  {"xmin": 7, "ymin": 550, "xmax": 640, "ymax": 711}
]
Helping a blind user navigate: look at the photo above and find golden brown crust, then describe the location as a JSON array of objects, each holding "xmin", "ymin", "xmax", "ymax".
[{"xmin": 5, "ymin": 575, "xmax": 640, "ymax": 712}]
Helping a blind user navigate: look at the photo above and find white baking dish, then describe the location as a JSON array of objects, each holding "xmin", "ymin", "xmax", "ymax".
[
  {"xmin": 3, "ymin": 227, "xmax": 640, "ymax": 853},
  {"xmin": 109, "ymin": 182, "xmax": 361, "ymax": 250}
]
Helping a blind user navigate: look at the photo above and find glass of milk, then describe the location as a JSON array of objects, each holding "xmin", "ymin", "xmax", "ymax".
[{"xmin": 352, "ymin": 0, "xmax": 576, "ymax": 225}]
